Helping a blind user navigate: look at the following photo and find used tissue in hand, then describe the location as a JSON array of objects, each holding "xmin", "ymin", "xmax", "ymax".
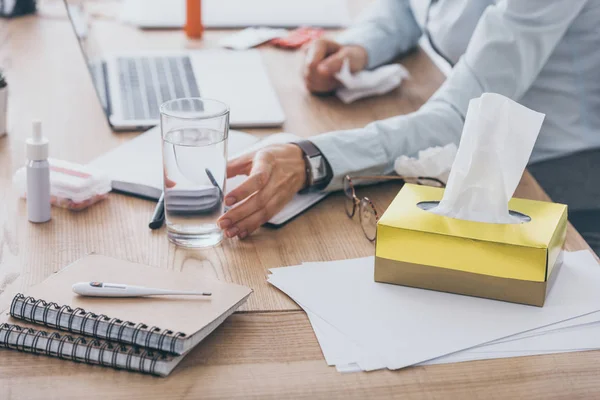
[
  {"xmin": 374, "ymin": 93, "xmax": 567, "ymax": 307},
  {"xmin": 335, "ymin": 59, "xmax": 409, "ymax": 104}
]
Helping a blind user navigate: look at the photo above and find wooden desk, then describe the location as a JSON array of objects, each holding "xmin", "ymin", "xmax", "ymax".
[{"xmin": 0, "ymin": 3, "xmax": 595, "ymax": 399}]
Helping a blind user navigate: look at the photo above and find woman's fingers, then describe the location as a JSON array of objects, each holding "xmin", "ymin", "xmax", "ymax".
[
  {"xmin": 225, "ymin": 189, "xmax": 290, "ymax": 239},
  {"xmin": 322, "ymin": 45, "xmax": 369, "ymax": 74},
  {"xmin": 226, "ymin": 152, "xmax": 254, "ymax": 178},
  {"xmin": 304, "ymin": 39, "xmax": 344, "ymax": 93},
  {"xmin": 304, "ymin": 44, "xmax": 369, "ymax": 93},
  {"xmin": 304, "ymin": 39, "xmax": 341, "ymax": 72},
  {"xmin": 163, "ymin": 170, "xmax": 177, "ymax": 188},
  {"xmin": 318, "ymin": 48, "xmax": 350, "ymax": 75},
  {"xmin": 223, "ymin": 151, "xmax": 273, "ymax": 207},
  {"xmin": 305, "ymin": 40, "xmax": 328, "ymax": 72},
  {"xmin": 220, "ymin": 185, "xmax": 269, "ymax": 231},
  {"xmin": 305, "ymin": 72, "xmax": 339, "ymax": 93},
  {"xmin": 217, "ymin": 143, "xmax": 307, "ymax": 238}
]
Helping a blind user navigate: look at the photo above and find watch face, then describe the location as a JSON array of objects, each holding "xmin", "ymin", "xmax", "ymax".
[{"xmin": 309, "ymin": 155, "xmax": 327, "ymax": 181}]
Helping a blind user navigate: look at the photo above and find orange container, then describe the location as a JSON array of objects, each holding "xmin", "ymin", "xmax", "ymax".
[{"xmin": 185, "ymin": 0, "xmax": 203, "ymax": 39}]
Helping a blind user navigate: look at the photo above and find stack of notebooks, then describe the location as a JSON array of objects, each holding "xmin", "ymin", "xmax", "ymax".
[
  {"xmin": 268, "ymin": 250, "xmax": 600, "ymax": 372},
  {"xmin": 0, "ymin": 255, "xmax": 252, "ymax": 376}
]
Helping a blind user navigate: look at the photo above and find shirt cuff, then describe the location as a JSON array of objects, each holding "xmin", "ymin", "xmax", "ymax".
[{"xmin": 309, "ymin": 128, "xmax": 389, "ymax": 192}]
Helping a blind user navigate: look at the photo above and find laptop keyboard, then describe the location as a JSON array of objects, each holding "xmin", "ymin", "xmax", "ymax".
[{"xmin": 117, "ymin": 56, "xmax": 200, "ymax": 121}]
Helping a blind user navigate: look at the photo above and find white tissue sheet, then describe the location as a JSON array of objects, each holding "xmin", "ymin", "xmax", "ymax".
[
  {"xmin": 219, "ymin": 27, "xmax": 287, "ymax": 50},
  {"xmin": 394, "ymin": 143, "xmax": 457, "ymax": 182},
  {"xmin": 335, "ymin": 59, "xmax": 409, "ymax": 104},
  {"xmin": 432, "ymin": 93, "xmax": 545, "ymax": 224}
]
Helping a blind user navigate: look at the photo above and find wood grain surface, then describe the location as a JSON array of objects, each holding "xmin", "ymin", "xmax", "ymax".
[
  {"xmin": 0, "ymin": 1, "xmax": 594, "ymax": 399},
  {"xmin": 3, "ymin": 312, "xmax": 600, "ymax": 399}
]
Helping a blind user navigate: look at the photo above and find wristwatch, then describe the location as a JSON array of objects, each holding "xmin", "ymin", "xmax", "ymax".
[{"xmin": 293, "ymin": 140, "xmax": 333, "ymax": 192}]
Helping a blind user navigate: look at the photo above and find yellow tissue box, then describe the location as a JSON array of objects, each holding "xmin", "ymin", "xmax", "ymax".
[{"xmin": 374, "ymin": 184, "xmax": 568, "ymax": 307}]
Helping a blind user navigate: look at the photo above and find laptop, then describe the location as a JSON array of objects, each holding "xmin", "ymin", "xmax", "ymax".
[
  {"xmin": 65, "ymin": 2, "xmax": 286, "ymax": 131},
  {"xmin": 121, "ymin": 0, "xmax": 351, "ymax": 29}
]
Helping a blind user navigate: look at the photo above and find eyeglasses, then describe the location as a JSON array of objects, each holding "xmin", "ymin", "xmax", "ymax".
[{"xmin": 343, "ymin": 175, "xmax": 446, "ymax": 241}]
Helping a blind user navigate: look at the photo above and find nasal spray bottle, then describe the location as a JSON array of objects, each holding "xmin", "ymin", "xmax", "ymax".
[{"xmin": 26, "ymin": 121, "xmax": 51, "ymax": 223}]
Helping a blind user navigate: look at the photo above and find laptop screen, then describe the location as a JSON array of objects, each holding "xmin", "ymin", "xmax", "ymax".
[{"xmin": 64, "ymin": 0, "xmax": 113, "ymax": 127}]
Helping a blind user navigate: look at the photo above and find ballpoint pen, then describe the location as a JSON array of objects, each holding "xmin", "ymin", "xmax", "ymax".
[
  {"xmin": 205, "ymin": 168, "xmax": 223, "ymax": 199},
  {"xmin": 148, "ymin": 191, "xmax": 165, "ymax": 229}
]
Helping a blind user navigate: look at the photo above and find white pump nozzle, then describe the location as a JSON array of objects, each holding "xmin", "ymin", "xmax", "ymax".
[
  {"xmin": 32, "ymin": 121, "xmax": 42, "ymax": 141},
  {"xmin": 26, "ymin": 121, "xmax": 49, "ymax": 161}
]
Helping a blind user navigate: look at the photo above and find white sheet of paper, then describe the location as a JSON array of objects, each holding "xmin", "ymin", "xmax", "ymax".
[
  {"xmin": 268, "ymin": 251, "xmax": 600, "ymax": 370},
  {"xmin": 304, "ymin": 251, "xmax": 600, "ymax": 344},
  {"xmin": 279, "ymin": 251, "xmax": 600, "ymax": 372},
  {"xmin": 303, "ymin": 299, "xmax": 600, "ymax": 371}
]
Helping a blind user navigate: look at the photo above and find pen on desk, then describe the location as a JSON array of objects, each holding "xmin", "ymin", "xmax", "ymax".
[
  {"xmin": 149, "ymin": 192, "xmax": 165, "ymax": 230},
  {"xmin": 205, "ymin": 168, "xmax": 223, "ymax": 198}
]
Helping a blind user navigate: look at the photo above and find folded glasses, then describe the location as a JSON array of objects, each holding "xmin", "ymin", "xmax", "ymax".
[{"xmin": 343, "ymin": 175, "xmax": 446, "ymax": 241}]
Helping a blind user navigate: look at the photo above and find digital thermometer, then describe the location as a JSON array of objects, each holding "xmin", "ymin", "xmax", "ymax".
[{"xmin": 72, "ymin": 282, "xmax": 212, "ymax": 298}]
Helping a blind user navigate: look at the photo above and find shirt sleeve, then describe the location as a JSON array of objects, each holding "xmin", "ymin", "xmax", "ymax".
[
  {"xmin": 335, "ymin": 0, "xmax": 423, "ymax": 69},
  {"xmin": 311, "ymin": 0, "xmax": 589, "ymax": 191}
]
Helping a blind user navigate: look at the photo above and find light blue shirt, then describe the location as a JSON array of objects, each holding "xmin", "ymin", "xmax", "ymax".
[{"xmin": 310, "ymin": 0, "xmax": 600, "ymax": 191}]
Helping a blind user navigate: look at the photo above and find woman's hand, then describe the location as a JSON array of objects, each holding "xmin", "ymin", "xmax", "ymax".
[
  {"xmin": 303, "ymin": 38, "xmax": 369, "ymax": 93},
  {"xmin": 217, "ymin": 144, "xmax": 307, "ymax": 239}
]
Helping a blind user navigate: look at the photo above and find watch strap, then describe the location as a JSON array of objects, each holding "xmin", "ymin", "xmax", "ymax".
[
  {"xmin": 293, "ymin": 140, "xmax": 332, "ymax": 192},
  {"xmin": 294, "ymin": 140, "xmax": 321, "ymax": 158}
]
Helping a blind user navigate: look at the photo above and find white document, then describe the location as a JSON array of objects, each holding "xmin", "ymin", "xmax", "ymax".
[
  {"xmin": 295, "ymin": 251, "xmax": 600, "ymax": 371},
  {"xmin": 268, "ymin": 250, "xmax": 600, "ymax": 371},
  {"xmin": 303, "ymin": 300, "xmax": 600, "ymax": 371},
  {"xmin": 88, "ymin": 127, "xmax": 327, "ymax": 226},
  {"xmin": 272, "ymin": 266, "xmax": 382, "ymax": 370}
]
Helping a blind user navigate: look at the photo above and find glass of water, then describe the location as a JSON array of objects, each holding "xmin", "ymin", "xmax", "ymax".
[{"xmin": 160, "ymin": 98, "xmax": 229, "ymax": 248}]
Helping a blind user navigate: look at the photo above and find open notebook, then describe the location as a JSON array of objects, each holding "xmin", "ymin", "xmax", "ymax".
[
  {"xmin": 1, "ymin": 255, "xmax": 252, "ymax": 376},
  {"xmin": 88, "ymin": 127, "xmax": 328, "ymax": 226}
]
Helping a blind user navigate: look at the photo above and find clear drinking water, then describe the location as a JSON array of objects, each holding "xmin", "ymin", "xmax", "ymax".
[{"xmin": 160, "ymin": 99, "xmax": 229, "ymax": 248}]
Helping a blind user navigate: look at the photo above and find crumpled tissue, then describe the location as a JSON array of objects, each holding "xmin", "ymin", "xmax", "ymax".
[
  {"xmin": 394, "ymin": 143, "xmax": 457, "ymax": 184},
  {"xmin": 335, "ymin": 59, "xmax": 409, "ymax": 104}
]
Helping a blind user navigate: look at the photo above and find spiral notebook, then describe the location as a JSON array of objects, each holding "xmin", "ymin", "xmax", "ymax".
[
  {"xmin": 0, "ymin": 254, "xmax": 252, "ymax": 376},
  {"xmin": 0, "ymin": 319, "xmax": 187, "ymax": 376}
]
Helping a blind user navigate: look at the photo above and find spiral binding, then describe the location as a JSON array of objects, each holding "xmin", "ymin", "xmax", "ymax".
[
  {"xmin": 0, "ymin": 322, "xmax": 167, "ymax": 375},
  {"xmin": 10, "ymin": 294, "xmax": 186, "ymax": 353}
]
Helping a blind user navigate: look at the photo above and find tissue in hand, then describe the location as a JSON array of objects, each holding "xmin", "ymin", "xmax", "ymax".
[
  {"xmin": 431, "ymin": 93, "xmax": 545, "ymax": 224},
  {"xmin": 335, "ymin": 59, "xmax": 409, "ymax": 104}
]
